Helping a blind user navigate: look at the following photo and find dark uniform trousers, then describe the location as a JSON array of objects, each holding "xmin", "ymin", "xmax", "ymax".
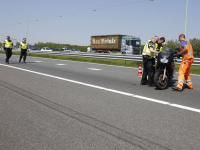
[
  {"xmin": 4, "ymin": 48, "xmax": 12, "ymax": 62},
  {"xmin": 141, "ymin": 55, "xmax": 154, "ymax": 85},
  {"xmin": 20, "ymin": 49, "xmax": 27, "ymax": 62},
  {"xmin": 152, "ymin": 58, "xmax": 155, "ymax": 75}
]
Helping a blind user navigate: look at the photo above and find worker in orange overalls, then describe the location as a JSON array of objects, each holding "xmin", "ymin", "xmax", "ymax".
[{"xmin": 172, "ymin": 34, "xmax": 194, "ymax": 91}]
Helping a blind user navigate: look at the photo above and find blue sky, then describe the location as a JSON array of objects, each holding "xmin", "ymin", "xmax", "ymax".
[{"xmin": 0, "ymin": 0, "xmax": 199, "ymax": 46}]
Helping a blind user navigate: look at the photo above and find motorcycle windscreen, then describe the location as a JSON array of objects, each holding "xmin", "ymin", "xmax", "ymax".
[{"xmin": 160, "ymin": 47, "xmax": 176, "ymax": 57}]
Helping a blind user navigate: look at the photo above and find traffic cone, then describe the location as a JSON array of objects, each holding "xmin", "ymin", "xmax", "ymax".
[{"xmin": 137, "ymin": 64, "xmax": 143, "ymax": 76}]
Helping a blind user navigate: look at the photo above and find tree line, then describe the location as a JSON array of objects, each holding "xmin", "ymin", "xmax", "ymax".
[
  {"xmin": 32, "ymin": 42, "xmax": 89, "ymax": 52},
  {"xmin": 0, "ymin": 42, "xmax": 89, "ymax": 52}
]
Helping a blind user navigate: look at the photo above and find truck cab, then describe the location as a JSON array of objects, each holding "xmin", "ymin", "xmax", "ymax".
[{"xmin": 121, "ymin": 36, "xmax": 141, "ymax": 55}]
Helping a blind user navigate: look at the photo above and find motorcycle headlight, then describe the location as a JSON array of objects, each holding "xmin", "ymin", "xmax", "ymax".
[{"xmin": 160, "ymin": 58, "xmax": 168, "ymax": 63}]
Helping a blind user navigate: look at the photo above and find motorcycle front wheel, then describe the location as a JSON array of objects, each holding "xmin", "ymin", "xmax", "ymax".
[{"xmin": 154, "ymin": 71, "xmax": 168, "ymax": 90}]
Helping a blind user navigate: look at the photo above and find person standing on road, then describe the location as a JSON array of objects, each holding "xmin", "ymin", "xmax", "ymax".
[
  {"xmin": 0, "ymin": 36, "xmax": 15, "ymax": 64},
  {"xmin": 19, "ymin": 38, "xmax": 28, "ymax": 63},
  {"xmin": 153, "ymin": 37, "xmax": 165, "ymax": 74},
  {"xmin": 155, "ymin": 37, "xmax": 165, "ymax": 52},
  {"xmin": 172, "ymin": 34, "xmax": 194, "ymax": 91},
  {"xmin": 141, "ymin": 36, "xmax": 159, "ymax": 87}
]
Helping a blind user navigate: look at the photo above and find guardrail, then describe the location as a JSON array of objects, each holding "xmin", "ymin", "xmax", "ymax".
[{"xmin": 21, "ymin": 50, "xmax": 200, "ymax": 66}]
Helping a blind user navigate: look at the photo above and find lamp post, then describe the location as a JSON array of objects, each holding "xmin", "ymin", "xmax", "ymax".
[
  {"xmin": 26, "ymin": 15, "xmax": 28, "ymax": 40},
  {"xmin": 185, "ymin": 0, "xmax": 188, "ymax": 36}
]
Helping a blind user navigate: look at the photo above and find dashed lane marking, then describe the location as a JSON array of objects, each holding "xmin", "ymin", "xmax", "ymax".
[
  {"xmin": 88, "ymin": 68, "xmax": 102, "ymax": 71},
  {"xmin": 56, "ymin": 64, "xmax": 66, "ymax": 66}
]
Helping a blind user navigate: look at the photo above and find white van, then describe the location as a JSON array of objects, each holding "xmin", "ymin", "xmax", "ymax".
[
  {"xmin": 62, "ymin": 47, "xmax": 71, "ymax": 52},
  {"xmin": 41, "ymin": 47, "xmax": 53, "ymax": 51}
]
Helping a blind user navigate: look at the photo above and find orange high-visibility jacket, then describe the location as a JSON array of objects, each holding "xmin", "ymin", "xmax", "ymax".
[{"xmin": 180, "ymin": 39, "xmax": 194, "ymax": 61}]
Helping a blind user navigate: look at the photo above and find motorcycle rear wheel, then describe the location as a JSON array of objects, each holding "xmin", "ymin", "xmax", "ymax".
[{"xmin": 154, "ymin": 71, "xmax": 168, "ymax": 90}]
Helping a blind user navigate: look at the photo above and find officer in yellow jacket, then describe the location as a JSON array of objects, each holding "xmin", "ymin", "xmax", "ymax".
[
  {"xmin": 153, "ymin": 37, "xmax": 165, "ymax": 74},
  {"xmin": 141, "ymin": 36, "xmax": 159, "ymax": 87},
  {"xmin": 19, "ymin": 38, "xmax": 28, "ymax": 63},
  {"xmin": 155, "ymin": 37, "xmax": 165, "ymax": 52},
  {"xmin": 0, "ymin": 36, "xmax": 15, "ymax": 64}
]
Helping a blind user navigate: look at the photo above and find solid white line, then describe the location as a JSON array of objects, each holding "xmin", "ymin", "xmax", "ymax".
[
  {"xmin": 190, "ymin": 74, "xmax": 200, "ymax": 77},
  {"xmin": 0, "ymin": 63, "xmax": 200, "ymax": 114},
  {"xmin": 88, "ymin": 68, "xmax": 102, "ymax": 71},
  {"xmin": 169, "ymin": 104, "xmax": 200, "ymax": 113},
  {"xmin": 34, "ymin": 61, "xmax": 42, "ymax": 62}
]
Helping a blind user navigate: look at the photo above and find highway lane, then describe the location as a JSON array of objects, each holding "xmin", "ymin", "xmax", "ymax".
[
  {"xmin": 0, "ymin": 54, "xmax": 200, "ymax": 149},
  {"xmin": 1, "ymin": 54, "xmax": 200, "ymax": 109}
]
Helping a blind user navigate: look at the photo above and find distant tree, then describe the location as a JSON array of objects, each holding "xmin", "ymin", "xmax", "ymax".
[
  {"xmin": 33, "ymin": 42, "xmax": 89, "ymax": 52},
  {"xmin": 16, "ymin": 42, "xmax": 20, "ymax": 46},
  {"xmin": 163, "ymin": 39, "xmax": 180, "ymax": 49},
  {"xmin": 190, "ymin": 38, "xmax": 200, "ymax": 57},
  {"xmin": 141, "ymin": 44, "xmax": 145, "ymax": 54}
]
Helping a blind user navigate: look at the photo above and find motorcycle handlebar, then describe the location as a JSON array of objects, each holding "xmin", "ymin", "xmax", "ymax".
[
  {"xmin": 174, "ymin": 54, "xmax": 181, "ymax": 59},
  {"xmin": 175, "ymin": 47, "xmax": 180, "ymax": 51}
]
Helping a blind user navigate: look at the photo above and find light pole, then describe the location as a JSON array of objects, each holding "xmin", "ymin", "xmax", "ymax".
[
  {"xmin": 26, "ymin": 15, "xmax": 28, "ymax": 40},
  {"xmin": 185, "ymin": 0, "xmax": 188, "ymax": 36}
]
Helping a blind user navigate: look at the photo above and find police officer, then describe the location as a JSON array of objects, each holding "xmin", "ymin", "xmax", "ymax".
[
  {"xmin": 155, "ymin": 37, "xmax": 165, "ymax": 52},
  {"xmin": 153, "ymin": 37, "xmax": 165, "ymax": 74},
  {"xmin": 141, "ymin": 36, "xmax": 159, "ymax": 87},
  {"xmin": 19, "ymin": 38, "xmax": 28, "ymax": 63},
  {"xmin": 0, "ymin": 36, "xmax": 15, "ymax": 64}
]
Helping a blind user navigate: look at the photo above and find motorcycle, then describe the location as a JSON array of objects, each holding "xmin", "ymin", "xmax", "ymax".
[{"xmin": 153, "ymin": 47, "xmax": 179, "ymax": 90}]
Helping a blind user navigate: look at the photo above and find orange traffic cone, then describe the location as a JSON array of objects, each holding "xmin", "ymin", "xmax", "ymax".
[{"xmin": 137, "ymin": 64, "xmax": 143, "ymax": 76}]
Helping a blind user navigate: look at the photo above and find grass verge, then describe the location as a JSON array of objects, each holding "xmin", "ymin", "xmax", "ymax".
[{"xmin": 1, "ymin": 51, "xmax": 200, "ymax": 75}]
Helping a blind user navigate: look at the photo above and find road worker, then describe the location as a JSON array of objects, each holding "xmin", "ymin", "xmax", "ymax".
[
  {"xmin": 172, "ymin": 34, "xmax": 194, "ymax": 91},
  {"xmin": 0, "ymin": 36, "xmax": 15, "ymax": 64},
  {"xmin": 19, "ymin": 38, "xmax": 28, "ymax": 63},
  {"xmin": 141, "ymin": 36, "xmax": 159, "ymax": 87}
]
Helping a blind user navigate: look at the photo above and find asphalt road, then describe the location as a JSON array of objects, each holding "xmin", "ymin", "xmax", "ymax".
[{"xmin": 0, "ymin": 53, "xmax": 200, "ymax": 150}]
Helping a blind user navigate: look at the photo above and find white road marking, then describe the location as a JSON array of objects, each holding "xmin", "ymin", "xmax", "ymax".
[
  {"xmin": 56, "ymin": 64, "xmax": 66, "ymax": 66},
  {"xmin": 34, "ymin": 60, "xmax": 42, "ymax": 62},
  {"xmin": 88, "ymin": 68, "xmax": 102, "ymax": 71},
  {"xmin": 0, "ymin": 63, "xmax": 200, "ymax": 114},
  {"xmin": 190, "ymin": 74, "xmax": 200, "ymax": 77}
]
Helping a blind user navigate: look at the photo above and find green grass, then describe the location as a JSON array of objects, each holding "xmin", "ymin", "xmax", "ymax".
[{"xmin": 1, "ymin": 51, "xmax": 200, "ymax": 75}]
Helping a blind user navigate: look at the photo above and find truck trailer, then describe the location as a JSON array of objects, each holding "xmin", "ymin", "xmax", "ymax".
[{"xmin": 90, "ymin": 34, "xmax": 141, "ymax": 54}]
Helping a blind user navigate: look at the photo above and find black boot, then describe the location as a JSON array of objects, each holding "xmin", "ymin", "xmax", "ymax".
[{"xmin": 171, "ymin": 86, "xmax": 182, "ymax": 91}]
